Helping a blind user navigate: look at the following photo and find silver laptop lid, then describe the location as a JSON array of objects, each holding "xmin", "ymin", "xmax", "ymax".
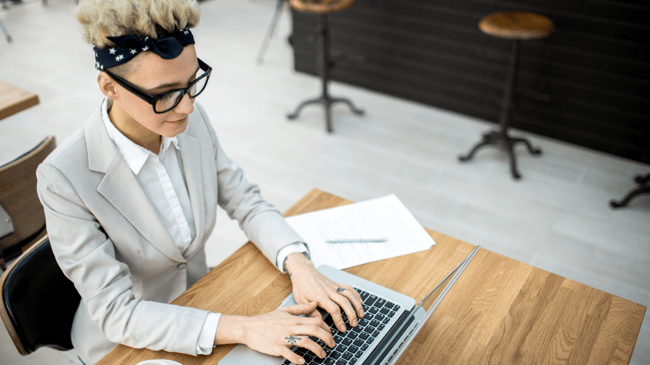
[
  {"xmin": 372, "ymin": 246, "xmax": 480, "ymax": 365},
  {"xmin": 416, "ymin": 245, "xmax": 480, "ymax": 314}
]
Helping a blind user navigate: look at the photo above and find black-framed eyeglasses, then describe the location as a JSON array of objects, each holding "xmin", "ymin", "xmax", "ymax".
[{"xmin": 105, "ymin": 58, "xmax": 212, "ymax": 114}]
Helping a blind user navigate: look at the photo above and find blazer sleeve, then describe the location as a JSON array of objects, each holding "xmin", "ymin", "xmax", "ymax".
[
  {"xmin": 196, "ymin": 104, "xmax": 305, "ymax": 265},
  {"xmin": 36, "ymin": 162, "xmax": 210, "ymax": 356}
]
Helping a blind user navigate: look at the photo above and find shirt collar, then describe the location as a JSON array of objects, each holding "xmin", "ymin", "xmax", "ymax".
[{"xmin": 101, "ymin": 98, "xmax": 180, "ymax": 174}]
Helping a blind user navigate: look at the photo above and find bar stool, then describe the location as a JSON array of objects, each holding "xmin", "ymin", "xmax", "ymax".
[
  {"xmin": 459, "ymin": 11, "xmax": 554, "ymax": 179},
  {"xmin": 610, "ymin": 172, "xmax": 650, "ymax": 208},
  {"xmin": 287, "ymin": 0, "xmax": 364, "ymax": 133}
]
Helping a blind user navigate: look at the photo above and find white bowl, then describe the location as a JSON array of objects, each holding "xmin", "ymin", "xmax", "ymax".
[{"xmin": 135, "ymin": 360, "xmax": 183, "ymax": 365}]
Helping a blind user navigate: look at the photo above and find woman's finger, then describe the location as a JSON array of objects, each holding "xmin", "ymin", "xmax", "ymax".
[
  {"xmin": 306, "ymin": 313, "xmax": 331, "ymax": 334},
  {"xmin": 330, "ymin": 289, "xmax": 358, "ymax": 327},
  {"xmin": 293, "ymin": 335, "xmax": 327, "ymax": 359},
  {"xmin": 308, "ymin": 308, "xmax": 322, "ymax": 321},
  {"xmin": 292, "ymin": 315, "xmax": 331, "ymax": 335},
  {"xmin": 320, "ymin": 301, "xmax": 346, "ymax": 332},
  {"xmin": 277, "ymin": 345, "xmax": 305, "ymax": 365},
  {"xmin": 292, "ymin": 324, "xmax": 335, "ymax": 348},
  {"xmin": 282, "ymin": 302, "xmax": 318, "ymax": 316},
  {"xmin": 338, "ymin": 285, "xmax": 365, "ymax": 318}
]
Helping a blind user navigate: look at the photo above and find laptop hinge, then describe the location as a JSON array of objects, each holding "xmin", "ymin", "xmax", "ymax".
[{"xmin": 362, "ymin": 311, "xmax": 413, "ymax": 365}]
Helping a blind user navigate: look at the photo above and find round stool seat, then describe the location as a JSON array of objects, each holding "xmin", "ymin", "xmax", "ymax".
[
  {"xmin": 290, "ymin": 0, "xmax": 355, "ymax": 15},
  {"xmin": 479, "ymin": 11, "xmax": 553, "ymax": 40}
]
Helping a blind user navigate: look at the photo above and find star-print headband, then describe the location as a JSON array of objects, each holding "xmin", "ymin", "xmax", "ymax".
[{"xmin": 93, "ymin": 28, "xmax": 195, "ymax": 70}]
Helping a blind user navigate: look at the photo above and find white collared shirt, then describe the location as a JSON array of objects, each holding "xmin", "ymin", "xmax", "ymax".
[{"xmin": 101, "ymin": 98, "xmax": 195, "ymax": 252}]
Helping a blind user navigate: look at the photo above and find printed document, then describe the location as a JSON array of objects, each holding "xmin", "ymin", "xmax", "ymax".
[{"xmin": 285, "ymin": 194, "xmax": 435, "ymax": 269}]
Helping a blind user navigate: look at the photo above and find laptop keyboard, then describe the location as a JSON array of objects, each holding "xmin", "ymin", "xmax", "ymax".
[{"xmin": 284, "ymin": 287, "xmax": 401, "ymax": 365}]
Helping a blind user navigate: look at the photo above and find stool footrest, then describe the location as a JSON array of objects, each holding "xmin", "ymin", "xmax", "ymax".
[
  {"xmin": 458, "ymin": 130, "xmax": 542, "ymax": 180},
  {"xmin": 287, "ymin": 94, "xmax": 364, "ymax": 133},
  {"xmin": 610, "ymin": 173, "xmax": 650, "ymax": 208}
]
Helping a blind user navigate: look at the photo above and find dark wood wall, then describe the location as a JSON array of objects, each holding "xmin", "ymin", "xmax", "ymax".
[{"xmin": 291, "ymin": 0, "xmax": 650, "ymax": 165}]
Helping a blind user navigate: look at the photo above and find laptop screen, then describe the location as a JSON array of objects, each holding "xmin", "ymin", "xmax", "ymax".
[
  {"xmin": 418, "ymin": 246, "xmax": 479, "ymax": 315},
  {"xmin": 367, "ymin": 246, "xmax": 480, "ymax": 365}
]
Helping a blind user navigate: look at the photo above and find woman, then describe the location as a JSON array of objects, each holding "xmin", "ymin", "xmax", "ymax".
[{"xmin": 36, "ymin": 1, "xmax": 363, "ymax": 364}]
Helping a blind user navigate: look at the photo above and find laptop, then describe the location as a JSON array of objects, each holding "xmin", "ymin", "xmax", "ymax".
[{"xmin": 220, "ymin": 246, "xmax": 479, "ymax": 365}]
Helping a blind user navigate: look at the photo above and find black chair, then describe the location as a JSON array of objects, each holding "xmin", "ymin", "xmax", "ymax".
[{"xmin": 0, "ymin": 236, "xmax": 81, "ymax": 355}]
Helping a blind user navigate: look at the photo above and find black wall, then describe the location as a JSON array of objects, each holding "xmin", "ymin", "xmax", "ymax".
[{"xmin": 291, "ymin": 0, "xmax": 650, "ymax": 164}]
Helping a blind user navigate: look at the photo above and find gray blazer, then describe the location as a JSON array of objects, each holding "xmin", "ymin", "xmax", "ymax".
[{"xmin": 36, "ymin": 102, "xmax": 303, "ymax": 364}]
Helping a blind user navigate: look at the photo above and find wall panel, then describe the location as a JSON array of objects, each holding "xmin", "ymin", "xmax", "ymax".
[{"xmin": 291, "ymin": 0, "xmax": 650, "ymax": 163}]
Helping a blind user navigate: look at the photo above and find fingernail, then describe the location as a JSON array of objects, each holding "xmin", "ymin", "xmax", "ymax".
[
  {"xmin": 352, "ymin": 319, "xmax": 357, "ymax": 326},
  {"xmin": 321, "ymin": 350, "xmax": 326, "ymax": 358},
  {"xmin": 298, "ymin": 358, "xmax": 305, "ymax": 364},
  {"xmin": 339, "ymin": 325, "xmax": 346, "ymax": 331}
]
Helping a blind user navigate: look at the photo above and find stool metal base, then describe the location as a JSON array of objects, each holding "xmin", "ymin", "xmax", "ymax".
[
  {"xmin": 459, "ymin": 130, "xmax": 541, "ymax": 180},
  {"xmin": 459, "ymin": 39, "xmax": 544, "ymax": 180},
  {"xmin": 288, "ymin": 13, "xmax": 363, "ymax": 133},
  {"xmin": 610, "ymin": 173, "xmax": 650, "ymax": 208},
  {"xmin": 287, "ymin": 95, "xmax": 364, "ymax": 133}
]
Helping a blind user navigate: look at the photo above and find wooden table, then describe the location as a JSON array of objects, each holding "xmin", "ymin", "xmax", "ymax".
[
  {"xmin": 97, "ymin": 189, "xmax": 646, "ymax": 365},
  {"xmin": 0, "ymin": 80, "xmax": 39, "ymax": 120}
]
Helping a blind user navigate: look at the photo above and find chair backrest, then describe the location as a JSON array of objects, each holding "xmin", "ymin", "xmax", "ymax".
[
  {"xmin": 0, "ymin": 236, "xmax": 81, "ymax": 355},
  {"xmin": 0, "ymin": 136, "xmax": 56, "ymax": 250}
]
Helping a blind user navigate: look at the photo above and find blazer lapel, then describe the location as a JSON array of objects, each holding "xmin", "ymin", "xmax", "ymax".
[
  {"xmin": 85, "ymin": 103, "xmax": 184, "ymax": 263},
  {"xmin": 176, "ymin": 133, "xmax": 205, "ymax": 255}
]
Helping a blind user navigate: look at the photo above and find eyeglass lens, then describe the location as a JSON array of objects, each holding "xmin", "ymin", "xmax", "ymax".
[{"xmin": 154, "ymin": 70, "xmax": 209, "ymax": 113}]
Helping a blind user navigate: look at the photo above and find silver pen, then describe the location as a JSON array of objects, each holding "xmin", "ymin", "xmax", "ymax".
[{"xmin": 325, "ymin": 238, "xmax": 387, "ymax": 244}]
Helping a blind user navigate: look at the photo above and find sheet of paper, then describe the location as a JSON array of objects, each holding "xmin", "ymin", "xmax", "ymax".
[{"xmin": 285, "ymin": 194, "xmax": 435, "ymax": 269}]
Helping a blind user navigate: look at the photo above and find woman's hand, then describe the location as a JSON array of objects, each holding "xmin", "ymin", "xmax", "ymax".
[
  {"xmin": 285, "ymin": 253, "xmax": 365, "ymax": 333},
  {"xmin": 214, "ymin": 302, "xmax": 335, "ymax": 364}
]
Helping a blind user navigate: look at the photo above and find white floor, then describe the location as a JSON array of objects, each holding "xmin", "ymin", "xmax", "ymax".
[{"xmin": 0, "ymin": 1, "xmax": 648, "ymax": 364}]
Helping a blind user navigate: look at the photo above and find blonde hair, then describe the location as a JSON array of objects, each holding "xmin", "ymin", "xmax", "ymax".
[{"xmin": 76, "ymin": 0, "xmax": 200, "ymax": 49}]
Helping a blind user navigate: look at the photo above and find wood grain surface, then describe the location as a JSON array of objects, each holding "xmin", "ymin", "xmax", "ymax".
[
  {"xmin": 0, "ymin": 80, "xmax": 39, "ymax": 121},
  {"xmin": 96, "ymin": 189, "xmax": 645, "ymax": 365}
]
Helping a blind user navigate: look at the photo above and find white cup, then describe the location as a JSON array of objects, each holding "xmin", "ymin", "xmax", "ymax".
[{"xmin": 135, "ymin": 360, "xmax": 182, "ymax": 365}]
